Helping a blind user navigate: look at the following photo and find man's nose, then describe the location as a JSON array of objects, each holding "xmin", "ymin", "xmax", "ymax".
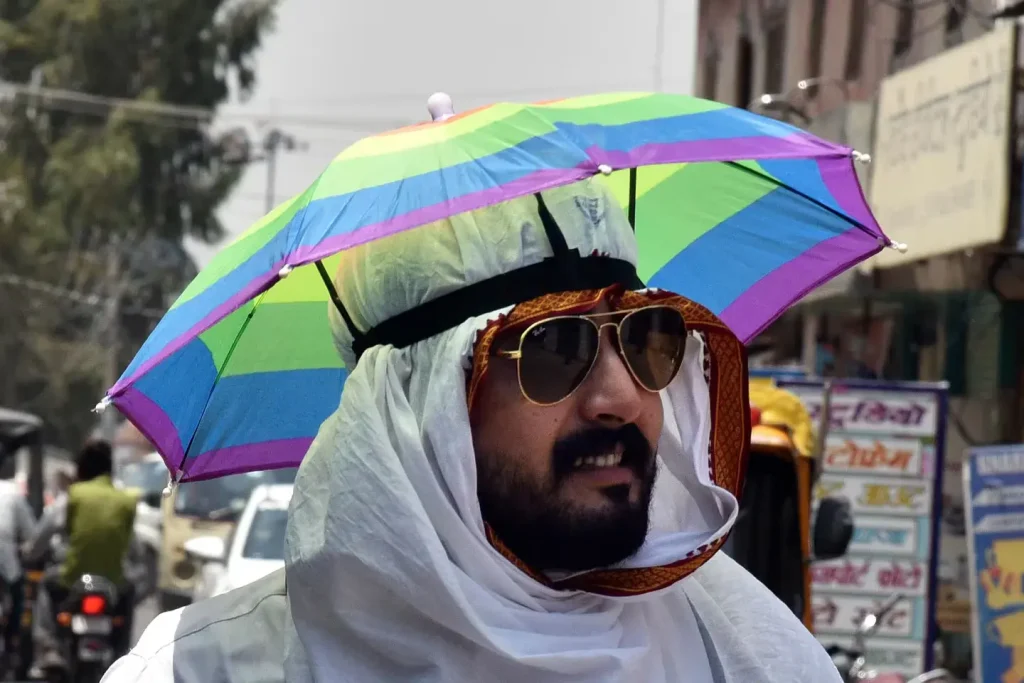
[{"xmin": 576, "ymin": 327, "xmax": 643, "ymax": 425}]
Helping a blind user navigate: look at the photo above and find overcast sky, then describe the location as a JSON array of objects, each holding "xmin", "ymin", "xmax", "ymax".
[{"xmin": 187, "ymin": 0, "xmax": 698, "ymax": 266}]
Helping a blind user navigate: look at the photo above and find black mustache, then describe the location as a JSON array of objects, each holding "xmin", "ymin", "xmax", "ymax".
[{"xmin": 551, "ymin": 424, "xmax": 653, "ymax": 480}]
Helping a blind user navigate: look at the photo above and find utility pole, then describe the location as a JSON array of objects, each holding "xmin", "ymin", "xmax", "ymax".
[
  {"xmin": 260, "ymin": 128, "xmax": 303, "ymax": 213},
  {"xmin": 100, "ymin": 244, "xmax": 121, "ymax": 442}
]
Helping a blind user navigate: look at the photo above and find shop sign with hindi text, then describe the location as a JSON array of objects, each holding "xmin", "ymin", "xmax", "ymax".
[{"xmin": 779, "ymin": 379, "xmax": 948, "ymax": 679}]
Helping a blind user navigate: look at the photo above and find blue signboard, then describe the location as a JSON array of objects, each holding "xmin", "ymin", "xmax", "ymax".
[{"xmin": 964, "ymin": 444, "xmax": 1024, "ymax": 683}]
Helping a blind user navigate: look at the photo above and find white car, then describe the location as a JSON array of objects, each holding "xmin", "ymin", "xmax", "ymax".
[{"xmin": 184, "ymin": 483, "xmax": 291, "ymax": 601}]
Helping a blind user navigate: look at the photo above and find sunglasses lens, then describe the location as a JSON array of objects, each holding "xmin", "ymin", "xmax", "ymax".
[
  {"xmin": 518, "ymin": 318, "xmax": 599, "ymax": 404},
  {"xmin": 619, "ymin": 307, "xmax": 687, "ymax": 391}
]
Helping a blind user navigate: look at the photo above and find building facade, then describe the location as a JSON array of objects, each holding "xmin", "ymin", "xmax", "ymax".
[
  {"xmin": 697, "ymin": 1, "xmax": 1024, "ymax": 674},
  {"xmin": 697, "ymin": 0, "xmax": 998, "ymax": 113}
]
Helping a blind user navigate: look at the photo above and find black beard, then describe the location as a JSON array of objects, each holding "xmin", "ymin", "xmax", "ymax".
[{"xmin": 476, "ymin": 423, "xmax": 656, "ymax": 573}]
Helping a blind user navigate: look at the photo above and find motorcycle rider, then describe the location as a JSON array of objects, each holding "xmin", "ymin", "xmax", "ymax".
[
  {"xmin": 27, "ymin": 439, "xmax": 137, "ymax": 672},
  {"xmin": 0, "ymin": 451, "xmax": 36, "ymax": 662},
  {"xmin": 22, "ymin": 466, "xmax": 74, "ymax": 675}
]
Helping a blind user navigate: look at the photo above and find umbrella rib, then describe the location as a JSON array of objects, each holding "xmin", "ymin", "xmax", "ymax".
[
  {"xmin": 627, "ymin": 167, "xmax": 637, "ymax": 231},
  {"xmin": 722, "ymin": 160, "xmax": 878, "ymax": 240},
  {"xmin": 176, "ymin": 295, "xmax": 263, "ymax": 476},
  {"xmin": 315, "ymin": 260, "xmax": 363, "ymax": 339}
]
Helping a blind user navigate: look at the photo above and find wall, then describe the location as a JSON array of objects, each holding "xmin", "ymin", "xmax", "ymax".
[{"xmin": 697, "ymin": 0, "xmax": 997, "ymax": 116}]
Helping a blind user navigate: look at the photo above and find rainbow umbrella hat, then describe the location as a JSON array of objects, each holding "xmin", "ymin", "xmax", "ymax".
[{"xmin": 103, "ymin": 92, "xmax": 896, "ymax": 483}]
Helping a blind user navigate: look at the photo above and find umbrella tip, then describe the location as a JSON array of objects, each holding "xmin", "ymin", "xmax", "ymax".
[
  {"xmin": 427, "ymin": 92, "xmax": 455, "ymax": 122},
  {"xmin": 162, "ymin": 470, "xmax": 184, "ymax": 498},
  {"xmin": 890, "ymin": 240, "xmax": 909, "ymax": 253}
]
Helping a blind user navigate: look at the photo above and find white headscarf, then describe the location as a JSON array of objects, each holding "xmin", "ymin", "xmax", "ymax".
[{"xmin": 283, "ymin": 179, "xmax": 739, "ymax": 682}]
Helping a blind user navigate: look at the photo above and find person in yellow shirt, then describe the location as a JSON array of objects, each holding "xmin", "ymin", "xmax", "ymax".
[{"xmin": 30, "ymin": 439, "xmax": 137, "ymax": 672}]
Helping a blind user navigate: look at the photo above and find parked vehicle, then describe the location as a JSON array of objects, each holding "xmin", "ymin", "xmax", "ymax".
[
  {"xmin": 0, "ymin": 573, "xmax": 12, "ymax": 677},
  {"xmin": 157, "ymin": 468, "xmax": 296, "ymax": 611},
  {"xmin": 724, "ymin": 379, "xmax": 853, "ymax": 630},
  {"xmin": 184, "ymin": 484, "xmax": 292, "ymax": 601},
  {"xmin": 0, "ymin": 406, "xmax": 45, "ymax": 680}
]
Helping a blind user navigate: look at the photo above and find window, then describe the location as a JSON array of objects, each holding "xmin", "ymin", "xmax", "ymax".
[
  {"xmin": 763, "ymin": 12, "xmax": 787, "ymax": 95},
  {"xmin": 845, "ymin": 0, "xmax": 868, "ymax": 80},
  {"xmin": 945, "ymin": 0, "xmax": 966, "ymax": 45},
  {"xmin": 736, "ymin": 35, "xmax": 755, "ymax": 106},
  {"xmin": 806, "ymin": 0, "xmax": 827, "ymax": 94},
  {"xmin": 242, "ymin": 508, "xmax": 288, "ymax": 560},
  {"xmin": 173, "ymin": 468, "xmax": 297, "ymax": 519},
  {"xmin": 893, "ymin": 0, "xmax": 915, "ymax": 58},
  {"xmin": 702, "ymin": 39, "xmax": 720, "ymax": 100}
]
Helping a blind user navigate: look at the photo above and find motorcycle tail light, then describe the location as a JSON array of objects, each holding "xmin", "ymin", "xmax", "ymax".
[{"xmin": 81, "ymin": 595, "xmax": 107, "ymax": 615}]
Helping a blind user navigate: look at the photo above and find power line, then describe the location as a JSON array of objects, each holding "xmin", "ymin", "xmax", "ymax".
[
  {"xmin": 0, "ymin": 81, "xmax": 413, "ymax": 132},
  {"xmin": 0, "ymin": 273, "xmax": 166, "ymax": 319},
  {"xmin": 267, "ymin": 84, "xmax": 643, "ymax": 108}
]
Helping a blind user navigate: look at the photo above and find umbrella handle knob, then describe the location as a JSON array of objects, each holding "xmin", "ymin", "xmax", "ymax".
[{"xmin": 427, "ymin": 92, "xmax": 455, "ymax": 122}]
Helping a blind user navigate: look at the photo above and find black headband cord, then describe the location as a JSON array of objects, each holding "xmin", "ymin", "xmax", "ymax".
[{"xmin": 313, "ymin": 193, "xmax": 644, "ymax": 360}]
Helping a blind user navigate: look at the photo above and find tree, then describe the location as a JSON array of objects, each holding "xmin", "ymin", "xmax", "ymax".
[{"xmin": 0, "ymin": 0, "xmax": 276, "ymax": 450}]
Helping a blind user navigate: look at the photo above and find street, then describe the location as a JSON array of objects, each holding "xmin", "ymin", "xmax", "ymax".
[{"xmin": 132, "ymin": 596, "xmax": 159, "ymax": 648}]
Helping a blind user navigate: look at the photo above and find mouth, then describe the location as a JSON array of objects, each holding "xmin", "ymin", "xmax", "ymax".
[{"xmin": 568, "ymin": 444, "xmax": 634, "ymax": 487}]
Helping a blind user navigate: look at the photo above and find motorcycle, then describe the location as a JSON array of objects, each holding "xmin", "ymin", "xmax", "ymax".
[
  {"xmin": 0, "ymin": 574, "xmax": 10, "ymax": 677},
  {"xmin": 827, "ymin": 592, "xmax": 954, "ymax": 682},
  {"xmin": 50, "ymin": 574, "xmax": 125, "ymax": 683}
]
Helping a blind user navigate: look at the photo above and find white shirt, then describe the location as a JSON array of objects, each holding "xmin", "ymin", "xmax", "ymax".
[
  {"xmin": 0, "ymin": 478, "xmax": 36, "ymax": 583},
  {"xmin": 101, "ymin": 554, "xmax": 841, "ymax": 683}
]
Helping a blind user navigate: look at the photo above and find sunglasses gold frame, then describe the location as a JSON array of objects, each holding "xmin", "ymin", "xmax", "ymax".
[{"xmin": 494, "ymin": 305, "xmax": 687, "ymax": 406}]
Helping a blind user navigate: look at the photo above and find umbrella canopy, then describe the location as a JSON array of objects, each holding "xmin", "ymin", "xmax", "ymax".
[{"xmin": 106, "ymin": 92, "xmax": 891, "ymax": 482}]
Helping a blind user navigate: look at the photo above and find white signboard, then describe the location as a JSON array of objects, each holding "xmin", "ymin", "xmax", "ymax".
[
  {"xmin": 787, "ymin": 387, "xmax": 939, "ymax": 437},
  {"xmin": 848, "ymin": 517, "xmax": 923, "ymax": 557},
  {"xmin": 781, "ymin": 380, "xmax": 946, "ymax": 675},
  {"xmin": 816, "ymin": 473, "xmax": 934, "ymax": 517},
  {"xmin": 869, "ymin": 26, "xmax": 1016, "ymax": 267},
  {"xmin": 812, "ymin": 593, "xmax": 921, "ymax": 638},
  {"xmin": 824, "ymin": 636, "xmax": 925, "ymax": 679},
  {"xmin": 811, "ymin": 557, "xmax": 929, "ymax": 596},
  {"xmin": 824, "ymin": 436, "xmax": 924, "ymax": 477}
]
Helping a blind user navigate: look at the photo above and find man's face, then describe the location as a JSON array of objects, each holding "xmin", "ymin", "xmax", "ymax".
[{"xmin": 470, "ymin": 300, "xmax": 665, "ymax": 573}]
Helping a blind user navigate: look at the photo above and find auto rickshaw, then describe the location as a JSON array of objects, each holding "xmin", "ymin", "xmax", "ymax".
[
  {"xmin": 0, "ymin": 407, "xmax": 45, "ymax": 679},
  {"xmin": 724, "ymin": 379, "xmax": 852, "ymax": 631}
]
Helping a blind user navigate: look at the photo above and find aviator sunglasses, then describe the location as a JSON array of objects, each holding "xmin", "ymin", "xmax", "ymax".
[{"xmin": 494, "ymin": 305, "xmax": 688, "ymax": 406}]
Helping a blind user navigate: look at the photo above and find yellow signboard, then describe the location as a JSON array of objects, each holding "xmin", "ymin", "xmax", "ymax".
[{"xmin": 868, "ymin": 26, "xmax": 1016, "ymax": 268}]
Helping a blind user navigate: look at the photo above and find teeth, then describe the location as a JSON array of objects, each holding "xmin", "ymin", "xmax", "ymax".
[{"xmin": 574, "ymin": 453, "xmax": 624, "ymax": 469}]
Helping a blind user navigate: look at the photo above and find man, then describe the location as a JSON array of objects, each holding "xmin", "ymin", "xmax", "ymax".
[
  {"xmin": 23, "ymin": 465, "xmax": 73, "ymax": 674},
  {"xmin": 0, "ymin": 451, "xmax": 35, "ymax": 660},
  {"xmin": 105, "ymin": 178, "xmax": 839, "ymax": 682},
  {"xmin": 31, "ymin": 439, "xmax": 137, "ymax": 670}
]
